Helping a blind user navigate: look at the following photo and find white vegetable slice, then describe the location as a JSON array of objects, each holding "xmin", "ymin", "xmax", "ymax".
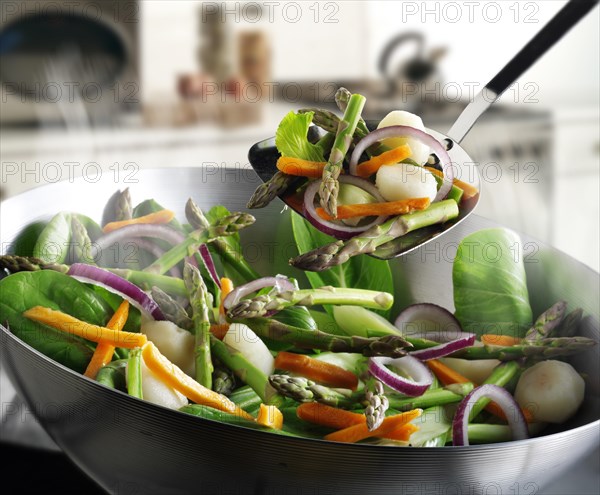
[
  {"xmin": 514, "ymin": 360, "xmax": 585, "ymax": 424},
  {"xmin": 223, "ymin": 323, "xmax": 275, "ymax": 376},
  {"xmin": 135, "ymin": 359, "xmax": 188, "ymax": 410},
  {"xmin": 377, "ymin": 110, "xmax": 431, "ymax": 165},
  {"xmin": 375, "ymin": 163, "xmax": 437, "ymax": 202},
  {"xmin": 440, "ymin": 357, "xmax": 501, "ymax": 385},
  {"xmin": 141, "ymin": 320, "xmax": 195, "ymax": 377}
]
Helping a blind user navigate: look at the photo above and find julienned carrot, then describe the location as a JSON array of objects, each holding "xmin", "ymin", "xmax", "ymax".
[
  {"xmin": 276, "ymin": 156, "xmax": 327, "ymax": 178},
  {"xmin": 392, "ymin": 423, "xmax": 420, "ymax": 442},
  {"xmin": 141, "ymin": 342, "xmax": 254, "ymax": 420},
  {"xmin": 220, "ymin": 277, "xmax": 234, "ymax": 316},
  {"xmin": 425, "ymin": 167, "xmax": 479, "ymax": 200},
  {"xmin": 427, "ymin": 359, "xmax": 534, "ymax": 423},
  {"xmin": 481, "ymin": 334, "xmax": 522, "ymax": 347},
  {"xmin": 102, "ymin": 209, "xmax": 175, "ymax": 233},
  {"xmin": 354, "ymin": 144, "xmax": 412, "ymax": 178},
  {"xmin": 257, "ymin": 404, "xmax": 284, "ymax": 430},
  {"xmin": 275, "ymin": 352, "xmax": 359, "ymax": 390},
  {"xmin": 23, "ymin": 306, "xmax": 146, "ymax": 348},
  {"xmin": 316, "ymin": 197, "xmax": 430, "ymax": 221},
  {"xmin": 210, "ymin": 323, "xmax": 230, "ymax": 340},
  {"xmin": 324, "ymin": 409, "xmax": 422, "ymax": 443},
  {"xmin": 84, "ymin": 300, "xmax": 130, "ymax": 379}
]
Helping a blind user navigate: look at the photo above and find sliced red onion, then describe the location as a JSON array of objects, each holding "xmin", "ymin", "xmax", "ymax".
[
  {"xmin": 395, "ymin": 303, "xmax": 464, "ymax": 342},
  {"xmin": 349, "ymin": 126, "xmax": 454, "ymax": 201},
  {"xmin": 303, "ymin": 176, "xmax": 387, "ymax": 240},
  {"xmin": 94, "ymin": 224, "xmax": 186, "ymax": 251},
  {"xmin": 222, "ymin": 275, "xmax": 296, "ymax": 310},
  {"xmin": 67, "ymin": 263, "xmax": 165, "ymax": 320},
  {"xmin": 368, "ymin": 355, "xmax": 433, "ymax": 397},
  {"xmin": 199, "ymin": 244, "xmax": 221, "ymax": 288},
  {"xmin": 452, "ymin": 384, "xmax": 529, "ymax": 446},
  {"xmin": 410, "ymin": 333, "xmax": 475, "ymax": 361}
]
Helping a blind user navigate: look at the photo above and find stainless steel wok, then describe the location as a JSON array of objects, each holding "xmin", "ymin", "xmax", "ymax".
[{"xmin": 0, "ymin": 168, "xmax": 598, "ymax": 495}]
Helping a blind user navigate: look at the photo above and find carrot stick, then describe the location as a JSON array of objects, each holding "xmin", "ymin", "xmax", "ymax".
[
  {"xmin": 210, "ymin": 323, "xmax": 230, "ymax": 340},
  {"xmin": 220, "ymin": 277, "xmax": 234, "ymax": 316},
  {"xmin": 84, "ymin": 300, "xmax": 130, "ymax": 379},
  {"xmin": 276, "ymin": 156, "xmax": 327, "ymax": 178},
  {"xmin": 354, "ymin": 144, "xmax": 412, "ymax": 178},
  {"xmin": 425, "ymin": 167, "xmax": 479, "ymax": 200},
  {"xmin": 297, "ymin": 402, "xmax": 419, "ymax": 442},
  {"xmin": 316, "ymin": 197, "xmax": 430, "ymax": 221},
  {"xmin": 275, "ymin": 352, "xmax": 359, "ymax": 390},
  {"xmin": 102, "ymin": 209, "xmax": 175, "ymax": 234},
  {"xmin": 427, "ymin": 359, "xmax": 534, "ymax": 423},
  {"xmin": 481, "ymin": 334, "xmax": 522, "ymax": 346},
  {"xmin": 141, "ymin": 342, "xmax": 254, "ymax": 420},
  {"xmin": 324, "ymin": 409, "xmax": 422, "ymax": 443},
  {"xmin": 257, "ymin": 404, "xmax": 284, "ymax": 430},
  {"xmin": 23, "ymin": 306, "xmax": 146, "ymax": 349}
]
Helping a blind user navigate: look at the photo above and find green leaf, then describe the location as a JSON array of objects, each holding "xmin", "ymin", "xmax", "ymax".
[
  {"xmin": 32, "ymin": 212, "xmax": 72, "ymax": 263},
  {"xmin": 453, "ymin": 228, "xmax": 532, "ymax": 338},
  {"xmin": 133, "ymin": 199, "xmax": 184, "ymax": 231},
  {"xmin": 275, "ymin": 111, "xmax": 325, "ymax": 161},
  {"xmin": 0, "ymin": 271, "xmax": 114, "ymax": 373},
  {"xmin": 8, "ymin": 221, "xmax": 48, "ymax": 256},
  {"xmin": 309, "ymin": 309, "xmax": 345, "ymax": 336},
  {"xmin": 291, "ymin": 212, "xmax": 394, "ymax": 317}
]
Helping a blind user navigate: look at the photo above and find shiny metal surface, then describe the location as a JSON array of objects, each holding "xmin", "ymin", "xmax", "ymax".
[{"xmin": 1, "ymin": 168, "xmax": 598, "ymax": 495}]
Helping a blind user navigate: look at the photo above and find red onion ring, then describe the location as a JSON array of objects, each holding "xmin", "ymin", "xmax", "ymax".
[
  {"xmin": 303, "ymin": 176, "xmax": 387, "ymax": 240},
  {"xmin": 94, "ymin": 224, "xmax": 186, "ymax": 251},
  {"xmin": 394, "ymin": 303, "xmax": 464, "ymax": 341},
  {"xmin": 222, "ymin": 275, "xmax": 296, "ymax": 310},
  {"xmin": 199, "ymin": 244, "xmax": 221, "ymax": 288},
  {"xmin": 67, "ymin": 263, "xmax": 165, "ymax": 320},
  {"xmin": 452, "ymin": 384, "xmax": 529, "ymax": 446},
  {"xmin": 368, "ymin": 355, "xmax": 433, "ymax": 397},
  {"xmin": 410, "ymin": 333, "xmax": 475, "ymax": 361},
  {"xmin": 349, "ymin": 125, "xmax": 454, "ymax": 201}
]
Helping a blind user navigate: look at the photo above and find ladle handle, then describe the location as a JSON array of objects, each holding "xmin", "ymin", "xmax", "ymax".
[{"xmin": 447, "ymin": 0, "xmax": 598, "ymax": 144}]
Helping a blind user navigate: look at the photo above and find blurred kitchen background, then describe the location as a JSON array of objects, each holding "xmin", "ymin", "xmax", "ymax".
[{"xmin": 0, "ymin": 0, "xmax": 598, "ymax": 270}]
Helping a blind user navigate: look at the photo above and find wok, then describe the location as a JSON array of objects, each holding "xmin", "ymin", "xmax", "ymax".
[{"xmin": 0, "ymin": 168, "xmax": 598, "ymax": 494}]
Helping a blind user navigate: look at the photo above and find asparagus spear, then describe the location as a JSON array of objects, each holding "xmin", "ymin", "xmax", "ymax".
[
  {"xmin": 387, "ymin": 382, "xmax": 474, "ymax": 411},
  {"xmin": 247, "ymin": 171, "xmax": 298, "ymax": 210},
  {"xmin": 126, "ymin": 347, "xmax": 144, "ymax": 399},
  {"xmin": 290, "ymin": 200, "xmax": 459, "ymax": 272},
  {"xmin": 227, "ymin": 286, "xmax": 393, "ymax": 319},
  {"xmin": 468, "ymin": 361, "xmax": 521, "ymax": 421},
  {"xmin": 210, "ymin": 335, "xmax": 285, "ymax": 406},
  {"xmin": 335, "ymin": 88, "xmax": 371, "ymax": 140},
  {"xmin": 115, "ymin": 188, "xmax": 133, "ymax": 221},
  {"xmin": 298, "ymin": 108, "xmax": 347, "ymax": 136},
  {"xmin": 269, "ymin": 374, "xmax": 355, "ymax": 408},
  {"xmin": 364, "ymin": 380, "xmax": 389, "ymax": 431},
  {"xmin": 0, "ymin": 255, "xmax": 69, "ymax": 275},
  {"xmin": 212, "ymin": 365, "xmax": 236, "ymax": 396},
  {"xmin": 185, "ymin": 198, "xmax": 260, "ymax": 282},
  {"xmin": 71, "ymin": 216, "xmax": 95, "ymax": 264},
  {"xmin": 555, "ymin": 308, "xmax": 584, "ymax": 338},
  {"xmin": 151, "ymin": 286, "xmax": 193, "ymax": 331},
  {"xmin": 319, "ymin": 93, "xmax": 367, "ymax": 217},
  {"xmin": 524, "ymin": 301, "xmax": 567, "ymax": 343},
  {"xmin": 451, "ymin": 336, "xmax": 597, "ymax": 361},
  {"xmin": 236, "ymin": 317, "xmax": 411, "ymax": 357},
  {"xmin": 184, "ymin": 262, "xmax": 213, "ymax": 389},
  {"xmin": 144, "ymin": 212, "xmax": 255, "ymax": 276}
]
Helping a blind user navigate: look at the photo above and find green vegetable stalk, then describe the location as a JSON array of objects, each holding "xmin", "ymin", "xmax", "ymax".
[
  {"xmin": 468, "ymin": 361, "xmax": 521, "ymax": 421},
  {"xmin": 524, "ymin": 301, "xmax": 567, "ymax": 343},
  {"xmin": 387, "ymin": 382, "xmax": 474, "ymax": 411},
  {"xmin": 126, "ymin": 348, "xmax": 144, "ymax": 399},
  {"xmin": 246, "ymin": 172, "xmax": 297, "ymax": 210},
  {"xmin": 184, "ymin": 262, "xmax": 213, "ymax": 389},
  {"xmin": 268, "ymin": 374, "xmax": 355, "ymax": 408}
]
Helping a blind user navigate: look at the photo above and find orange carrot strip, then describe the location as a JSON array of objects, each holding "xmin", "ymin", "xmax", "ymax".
[
  {"xmin": 481, "ymin": 334, "xmax": 522, "ymax": 347},
  {"xmin": 257, "ymin": 404, "xmax": 284, "ymax": 430},
  {"xmin": 297, "ymin": 402, "xmax": 419, "ymax": 442},
  {"xmin": 427, "ymin": 359, "xmax": 534, "ymax": 423},
  {"xmin": 355, "ymin": 144, "xmax": 412, "ymax": 178},
  {"xmin": 210, "ymin": 323, "xmax": 230, "ymax": 340},
  {"xmin": 324, "ymin": 409, "xmax": 422, "ymax": 443},
  {"xmin": 275, "ymin": 352, "xmax": 359, "ymax": 390},
  {"xmin": 102, "ymin": 209, "xmax": 175, "ymax": 234},
  {"xmin": 220, "ymin": 277, "xmax": 234, "ymax": 316},
  {"xmin": 276, "ymin": 156, "xmax": 327, "ymax": 178},
  {"xmin": 141, "ymin": 342, "xmax": 253, "ymax": 420},
  {"xmin": 23, "ymin": 306, "xmax": 146, "ymax": 349},
  {"xmin": 316, "ymin": 197, "xmax": 430, "ymax": 221},
  {"xmin": 425, "ymin": 167, "xmax": 479, "ymax": 200},
  {"xmin": 84, "ymin": 300, "xmax": 130, "ymax": 379}
]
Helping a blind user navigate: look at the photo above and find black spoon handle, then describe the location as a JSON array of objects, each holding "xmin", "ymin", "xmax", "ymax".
[{"xmin": 487, "ymin": 0, "xmax": 599, "ymax": 95}]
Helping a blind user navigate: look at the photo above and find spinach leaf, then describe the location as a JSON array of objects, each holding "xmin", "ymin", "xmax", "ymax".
[
  {"xmin": 291, "ymin": 212, "xmax": 394, "ymax": 317},
  {"xmin": 96, "ymin": 360, "xmax": 127, "ymax": 391},
  {"xmin": 133, "ymin": 198, "xmax": 183, "ymax": 231},
  {"xmin": 91, "ymin": 285, "xmax": 142, "ymax": 336},
  {"xmin": 7, "ymin": 221, "xmax": 48, "ymax": 256},
  {"xmin": 33, "ymin": 212, "xmax": 72, "ymax": 264},
  {"xmin": 74, "ymin": 214, "xmax": 102, "ymax": 242},
  {"xmin": 453, "ymin": 228, "xmax": 532, "ymax": 338},
  {"xmin": 275, "ymin": 111, "xmax": 325, "ymax": 161},
  {"xmin": 0, "ymin": 270, "xmax": 114, "ymax": 372}
]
